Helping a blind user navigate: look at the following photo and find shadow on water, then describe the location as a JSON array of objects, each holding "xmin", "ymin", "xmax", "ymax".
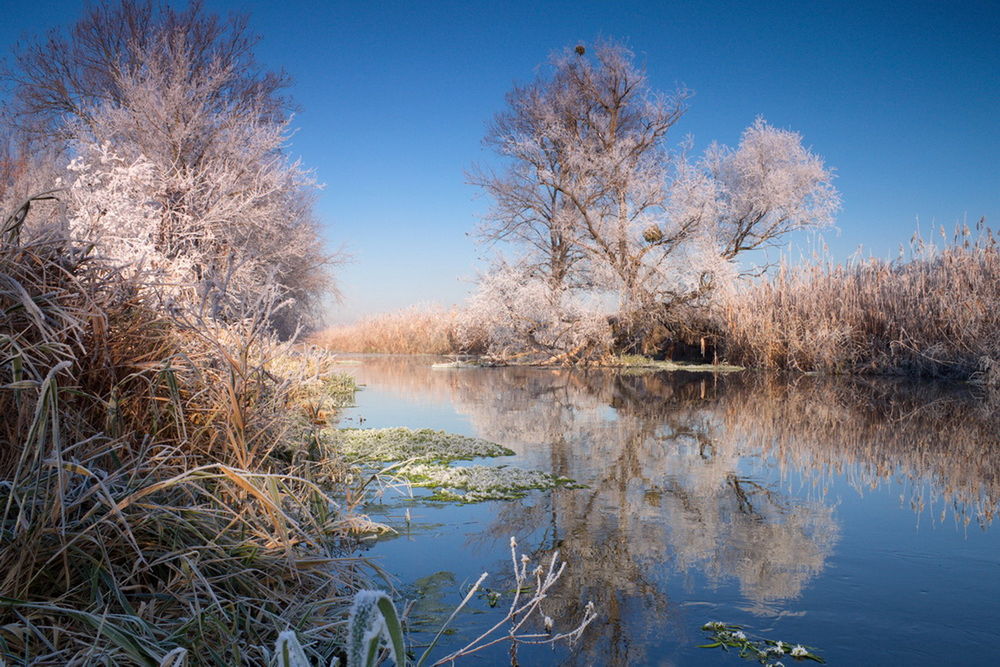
[{"xmin": 339, "ymin": 356, "xmax": 1000, "ymax": 665}]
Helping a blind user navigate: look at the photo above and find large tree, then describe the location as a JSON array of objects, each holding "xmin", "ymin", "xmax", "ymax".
[
  {"xmin": 3, "ymin": 0, "xmax": 290, "ymax": 144},
  {"xmin": 2, "ymin": 0, "xmax": 333, "ymax": 335},
  {"xmin": 471, "ymin": 40, "xmax": 839, "ymax": 355},
  {"xmin": 472, "ymin": 42, "xmax": 689, "ymax": 299}
]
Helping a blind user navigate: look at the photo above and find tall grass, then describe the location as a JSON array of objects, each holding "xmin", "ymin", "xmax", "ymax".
[
  {"xmin": 1, "ymin": 196, "xmax": 372, "ymax": 664},
  {"xmin": 720, "ymin": 222, "xmax": 1000, "ymax": 379},
  {"xmin": 313, "ymin": 305, "xmax": 460, "ymax": 355}
]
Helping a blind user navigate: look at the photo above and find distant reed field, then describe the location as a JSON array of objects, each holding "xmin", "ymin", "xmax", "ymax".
[{"xmin": 313, "ymin": 304, "xmax": 459, "ymax": 355}]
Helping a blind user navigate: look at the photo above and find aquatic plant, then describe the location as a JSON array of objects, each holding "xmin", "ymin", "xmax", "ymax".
[
  {"xmin": 332, "ymin": 427, "xmax": 515, "ymax": 463},
  {"xmin": 329, "ymin": 427, "xmax": 584, "ymax": 503},
  {"xmin": 401, "ymin": 463, "xmax": 584, "ymax": 502},
  {"xmin": 700, "ymin": 622, "xmax": 824, "ymax": 664}
]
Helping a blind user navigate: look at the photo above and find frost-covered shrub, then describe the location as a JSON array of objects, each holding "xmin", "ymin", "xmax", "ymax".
[{"xmin": 454, "ymin": 263, "xmax": 613, "ymax": 362}]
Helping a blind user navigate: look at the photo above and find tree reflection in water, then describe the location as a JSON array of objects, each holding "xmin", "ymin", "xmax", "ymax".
[{"xmin": 342, "ymin": 357, "xmax": 1000, "ymax": 664}]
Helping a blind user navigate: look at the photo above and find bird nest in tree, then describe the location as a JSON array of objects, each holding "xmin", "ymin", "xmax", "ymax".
[{"xmin": 642, "ymin": 225, "xmax": 664, "ymax": 243}]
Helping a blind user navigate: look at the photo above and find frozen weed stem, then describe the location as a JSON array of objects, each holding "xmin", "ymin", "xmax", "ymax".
[
  {"xmin": 424, "ymin": 537, "xmax": 598, "ymax": 665},
  {"xmin": 266, "ymin": 537, "xmax": 598, "ymax": 666}
]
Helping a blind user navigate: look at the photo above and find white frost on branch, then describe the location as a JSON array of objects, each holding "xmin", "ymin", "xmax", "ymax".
[
  {"xmin": 65, "ymin": 143, "xmax": 162, "ymax": 274},
  {"xmin": 15, "ymin": 17, "xmax": 335, "ymax": 336},
  {"xmin": 695, "ymin": 117, "xmax": 840, "ymax": 259},
  {"xmin": 455, "ymin": 262, "xmax": 613, "ymax": 361},
  {"xmin": 469, "ymin": 41, "xmax": 840, "ymax": 355}
]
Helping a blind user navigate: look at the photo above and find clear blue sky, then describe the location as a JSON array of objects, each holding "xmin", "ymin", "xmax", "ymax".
[{"xmin": 4, "ymin": 1, "xmax": 998, "ymax": 322}]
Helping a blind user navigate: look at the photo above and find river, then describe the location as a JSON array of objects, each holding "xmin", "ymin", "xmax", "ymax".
[{"xmin": 335, "ymin": 355, "xmax": 1000, "ymax": 665}]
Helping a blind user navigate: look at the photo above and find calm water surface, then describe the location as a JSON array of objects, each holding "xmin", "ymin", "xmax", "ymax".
[{"xmin": 335, "ymin": 355, "xmax": 1000, "ymax": 666}]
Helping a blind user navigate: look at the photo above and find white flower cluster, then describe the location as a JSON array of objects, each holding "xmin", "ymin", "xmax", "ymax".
[{"xmin": 334, "ymin": 427, "xmax": 514, "ymax": 463}]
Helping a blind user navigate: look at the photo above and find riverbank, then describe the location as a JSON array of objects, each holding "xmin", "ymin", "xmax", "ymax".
[
  {"xmin": 0, "ymin": 225, "xmax": 376, "ymax": 664},
  {"xmin": 315, "ymin": 226, "xmax": 998, "ymax": 384}
]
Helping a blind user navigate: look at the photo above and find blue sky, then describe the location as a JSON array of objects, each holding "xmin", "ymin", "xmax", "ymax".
[{"xmin": 4, "ymin": 1, "xmax": 998, "ymax": 322}]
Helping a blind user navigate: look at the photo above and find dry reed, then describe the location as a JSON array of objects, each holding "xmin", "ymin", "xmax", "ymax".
[
  {"xmin": 313, "ymin": 304, "xmax": 460, "ymax": 355},
  {"xmin": 1, "ymin": 195, "xmax": 372, "ymax": 665},
  {"xmin": 720, "ymin": 222, "xmax": 1000, "ymax": 378}
]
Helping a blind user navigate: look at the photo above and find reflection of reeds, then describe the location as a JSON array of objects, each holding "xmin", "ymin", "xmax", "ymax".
[
  {"xmin": 329, "ymin": 354, "xmax": 466, "ymax": 406},
  {"xmin": 720, "ymin": 374, "xmax": 1000, "ymax": 527},
  {"xmin": 721, "ymin": 224, "xmax": 1000, "ymax": 378},
  {"xmin": 352, "ymin": 360, "xmax": 999, "ymax": 528},
  {"xmin": 314, "ymin": 305, "xmax": 459, "ymax": 354}
]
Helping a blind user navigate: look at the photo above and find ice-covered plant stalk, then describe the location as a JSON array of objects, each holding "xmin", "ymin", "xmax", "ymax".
[
  {"xmin": 272, "ymin": 630, "xmax": 312, "ymax": 667},
  {"xmin": 346, "ymin": 591, "xmax": 406, "ymax": 667}
]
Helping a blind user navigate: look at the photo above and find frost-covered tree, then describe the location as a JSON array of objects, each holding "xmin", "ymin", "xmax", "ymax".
[
  {"xmin": 474, "ymin": 41, "xmax": 689, "ymax": 305},
  {"xmin": 3, "ymin": 0, "xmax": 289, "ymax": 145},
  {"xmin": 455, "ymin": 261, "xmax": 612, "ymax": 362},
  {"xmin": 681, "ymin": 118, "xmax": 840, "ymax": 262},
  {"xmin": 2, "ymin": 1, "xmax": 333, "ymax": 336},
  {"xmin": 473, "ymin": 40, "xmax": 839, "ymax": 355}
]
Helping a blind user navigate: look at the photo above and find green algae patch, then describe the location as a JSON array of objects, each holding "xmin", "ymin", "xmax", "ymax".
[
  {"xmin": 329, "ymin": 427, "xmax": 583, "ymax": 503},
  {"xmin": 332, "ymin": 427, "xmax": 515, "ymax": 464},
  {"xmin": 610, "ymin": 355, "xmax": 744, "ymax": 373},
  {"xmin": 400, "ymin": 463, "xmax": 585, "ymax": 503}
]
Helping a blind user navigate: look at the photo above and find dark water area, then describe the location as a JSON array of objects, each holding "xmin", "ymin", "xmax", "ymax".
[{"xmin": 335, "ymin": 355, "xmax": 1000, "ymax": 666}]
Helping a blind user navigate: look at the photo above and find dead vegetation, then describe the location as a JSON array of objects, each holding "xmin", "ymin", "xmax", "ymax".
[
  {"xmin": 313, "ymin": 304, "xmax": 459, "ymax": 355},
  {"xmin": 720, "ymin": 222, "xmax": 999, "ymax": 379},
  {"xmin": 1, "ymin": 196, "xmax": 371, "ymax": 665}
]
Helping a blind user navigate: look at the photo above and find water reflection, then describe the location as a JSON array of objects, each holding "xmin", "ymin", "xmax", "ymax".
[
  {"xmin": 343, "ymin": 357, "xmax": 1000, "ymax": 663},
  {"xmin": 349, "ymin": 358, "xmax": 999, "ymax": 528}
]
